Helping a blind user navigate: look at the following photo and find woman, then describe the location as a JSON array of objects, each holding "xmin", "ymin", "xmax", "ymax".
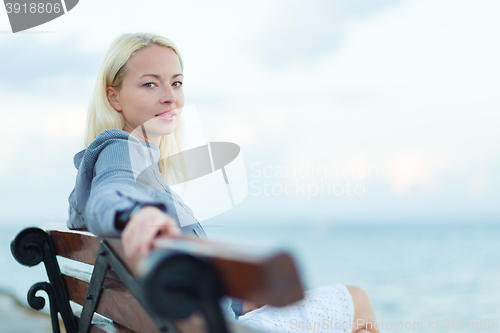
[{"xmin": 67, "ymin": 32, "xmax": 379, "ymax": 333}]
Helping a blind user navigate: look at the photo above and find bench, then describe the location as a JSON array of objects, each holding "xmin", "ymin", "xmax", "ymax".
[{"xmin": 10, "ymin": 226, "xmax": 305, "ymax": 333}]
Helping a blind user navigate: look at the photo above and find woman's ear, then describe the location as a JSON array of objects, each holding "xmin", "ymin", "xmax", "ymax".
[{"xmin": 107, "ymin": 86, "xmax": 122, "ymax": 111}]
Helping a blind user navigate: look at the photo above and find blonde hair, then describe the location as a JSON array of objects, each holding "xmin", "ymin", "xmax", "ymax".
[{"xmin": 84, "ymin": 32, "xmax": 185, "ymax": 185}]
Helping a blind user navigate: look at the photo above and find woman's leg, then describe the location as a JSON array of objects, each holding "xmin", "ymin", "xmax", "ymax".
[{"xmin": 346, "ymin": 285, "xmax": 380, "ymax": 333}]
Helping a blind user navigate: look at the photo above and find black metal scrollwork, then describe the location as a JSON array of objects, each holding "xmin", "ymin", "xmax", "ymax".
[
  {"xmin": 11, "ymin": 227, "xmax": 47, "ymax": 266},
  {"xmin": 28, "ymin": 282, "xmax": 61, "ymax": 333},
  {"xmin": 11, "ymin": 227, "xmax": 78, "ymax": 333}
]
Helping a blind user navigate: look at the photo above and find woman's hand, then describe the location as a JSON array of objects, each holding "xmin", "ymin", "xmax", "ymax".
[{"xmin": 121, "ymin": 206, "xmax": 181, "ymax": 273}]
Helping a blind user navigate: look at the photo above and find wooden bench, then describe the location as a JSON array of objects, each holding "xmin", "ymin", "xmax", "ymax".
[{"xmin": 10, "ymin": 226, "xmax": 304, "ymax": 333}]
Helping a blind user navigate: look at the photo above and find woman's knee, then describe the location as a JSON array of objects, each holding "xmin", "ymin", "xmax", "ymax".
[
  {"xmin": 346, "ymin": 285, "xmax": 371, "ymax": 309},
  {"xmin": 345, "ymin": 285, "xmax": 378, "ymax": 333}
]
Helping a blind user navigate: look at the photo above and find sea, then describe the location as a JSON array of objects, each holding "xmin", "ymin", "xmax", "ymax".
[{"xmin": 1, "ymin": 220, "xmax": 499, "ymax": 332}]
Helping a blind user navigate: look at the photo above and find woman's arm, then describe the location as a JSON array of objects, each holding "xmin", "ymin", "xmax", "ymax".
[{"xmin": 83, "ymin": 132, "xmax": 169, "ymax": 237}]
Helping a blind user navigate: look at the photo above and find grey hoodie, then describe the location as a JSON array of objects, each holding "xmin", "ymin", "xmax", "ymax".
[{"xmin": 66, "ymin": 128, "xmax": 207, "ymax": 239}]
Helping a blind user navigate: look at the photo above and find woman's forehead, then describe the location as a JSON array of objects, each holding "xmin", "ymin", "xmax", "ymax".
[{"xmin": 127, "ymin": 45, "xmax": 181, "ymax": 77}]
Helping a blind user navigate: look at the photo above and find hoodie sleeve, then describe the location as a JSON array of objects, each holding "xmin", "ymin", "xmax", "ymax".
[{"xmin": 82, "ymin": 129, "xmax": 168, "ymax": 237}]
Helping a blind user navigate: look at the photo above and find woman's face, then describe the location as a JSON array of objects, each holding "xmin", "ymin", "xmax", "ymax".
[{"xmin": 107, "ymin": 44, "xmax": 184, "ymax": 145}]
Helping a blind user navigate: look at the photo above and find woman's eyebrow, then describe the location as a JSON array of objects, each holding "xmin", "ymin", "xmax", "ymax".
[
  {"xmin": 139, "ymin": 73, "xmax": 183, "ymax": 79},
  {"xmin": 140, "ymin": 74, "xmax": 161, "ymax": 79}
]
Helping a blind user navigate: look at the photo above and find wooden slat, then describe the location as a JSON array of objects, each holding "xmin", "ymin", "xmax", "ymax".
[
  {"xmin": 74, "ymin": 315, "xmax": 137, "ymax": 333},
  {"xmin": 49, "ymin": 229, "xmax": 102, "ymax": 265},
  {"xmin": 62, "ymin": 267, "xmax": 161, "ymax": 333},
  {"xmin": 213, "ymin": 252, "xmax": 302, "ymax": 306}
]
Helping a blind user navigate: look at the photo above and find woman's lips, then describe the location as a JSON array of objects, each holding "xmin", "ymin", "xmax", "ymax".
[{"xmin": 156, "ymin": 111, "xmax": 176, "ymax": 122}]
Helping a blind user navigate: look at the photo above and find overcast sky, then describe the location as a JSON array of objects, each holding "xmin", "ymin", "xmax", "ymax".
[{"xmin": 0, "ymin": 0, "xmax": 499, "ymax": 227}]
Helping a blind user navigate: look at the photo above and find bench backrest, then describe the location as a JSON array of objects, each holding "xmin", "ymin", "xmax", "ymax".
[{"xmin": 12, "ymin": 227, "xmax": 304, "ymax": 333}]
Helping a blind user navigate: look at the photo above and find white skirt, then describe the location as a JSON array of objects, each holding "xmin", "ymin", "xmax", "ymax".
[{"xmin": 237, "ymin": 284, "xmax": 354, "ymax": 333}]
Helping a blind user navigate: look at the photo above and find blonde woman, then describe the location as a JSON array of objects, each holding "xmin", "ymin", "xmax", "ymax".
[{"xmin": 66, "ymin": 32, "xmax": 380, "ymax": 333}]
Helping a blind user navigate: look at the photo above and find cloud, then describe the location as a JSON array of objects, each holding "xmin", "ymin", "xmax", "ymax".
[
  {"xmin": 0, "ymin": 36, "xmax": 101, "ymax": 90},
  {"xmin": 383, "ymin": 151, "xmax": 448, "ymax": 196},
  {"xmin": 241, "ymin": 0, "xmax": 401, "ymax": 67}
]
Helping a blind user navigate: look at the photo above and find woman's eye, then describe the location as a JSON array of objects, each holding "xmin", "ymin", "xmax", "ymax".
[
  {"xmin": 172, "ymin": 81, "xmax": 183, "ymax": 87},
  {"xmin": 144, "ymin": 82, "xmax": 156, "ymax": 88}
]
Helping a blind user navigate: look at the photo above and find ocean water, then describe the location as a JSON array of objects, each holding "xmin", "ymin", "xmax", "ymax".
[{"xmin": 1, "ymin": 221, "xmax": 499, "ymax": 332}]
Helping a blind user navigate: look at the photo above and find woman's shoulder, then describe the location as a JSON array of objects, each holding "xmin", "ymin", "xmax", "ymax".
[
  {"xmin": 90, "ymin": 128, "xmax": 134, "ymax": 148},
  {"xmin": 73, "ymin": 128, "xmax": 160, "ymax": 178},
  {"xmin": 75, "ymin": 129, "xmax": 129, "ymax": 169},
  {"xmin": 74, "ymin": 128, "xmax": 156, "ymax": 175},
  {"xmin": 87, "ymin": 128, "xmax": 162, "ymax": 156}
]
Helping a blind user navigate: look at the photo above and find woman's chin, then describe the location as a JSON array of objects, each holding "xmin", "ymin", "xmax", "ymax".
[{"xmin": 136, "ymin": 118, "xmax": 177, "ymax": 137}]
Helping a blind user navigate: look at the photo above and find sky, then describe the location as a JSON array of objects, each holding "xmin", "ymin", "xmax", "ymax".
[{"xmin": 0, "ymin": 0, "xmax": 499, "ymax": 227}]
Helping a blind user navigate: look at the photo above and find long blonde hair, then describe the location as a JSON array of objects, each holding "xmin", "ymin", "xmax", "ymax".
[{"xmin": 84, "ymin": 32, "xmax": 185, "ymax": 185}]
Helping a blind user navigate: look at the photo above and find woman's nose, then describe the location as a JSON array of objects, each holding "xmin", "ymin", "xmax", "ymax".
[{"xmin": 160, "ymin": 85, "xmax": 176, "ymax": 104}]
